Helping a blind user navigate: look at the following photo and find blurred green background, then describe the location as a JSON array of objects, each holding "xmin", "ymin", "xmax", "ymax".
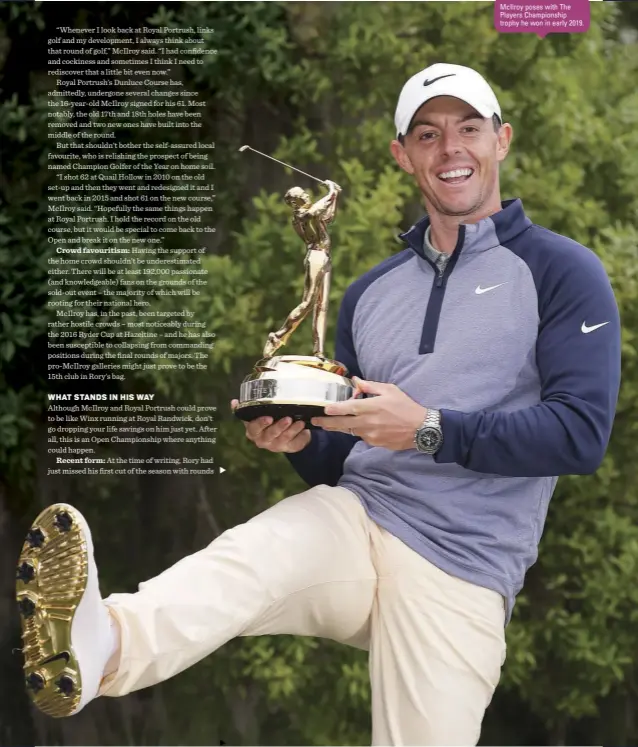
[{"xmin": 1, "ymin": 1, "xmax": 638, "ymax": 744}]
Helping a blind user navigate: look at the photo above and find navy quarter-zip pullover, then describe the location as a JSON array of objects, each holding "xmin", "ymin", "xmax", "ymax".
[{"xmin": 287, "ymin": 199, "xmax": 621, "ymax": 622}]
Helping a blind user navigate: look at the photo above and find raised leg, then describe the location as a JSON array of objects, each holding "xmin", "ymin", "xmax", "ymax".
[
  {"xmin": 18, "ymin": 488, "xmax": 377, "ymax": 714},
  {"xmin": 99, "ymin": 486, "xmax": 376, "ymax": 697}
]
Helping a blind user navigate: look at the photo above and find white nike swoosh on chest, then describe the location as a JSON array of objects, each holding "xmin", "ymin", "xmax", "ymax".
[
  {"xmin": 581, "ymin": 321, "xmax": 610, "ymax": 334},
  {"xmin": 475, "ymin": 283, "xmax": 507, "ymax": 295}
]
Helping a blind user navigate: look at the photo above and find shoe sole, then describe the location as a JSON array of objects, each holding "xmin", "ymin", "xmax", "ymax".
[{"xmin": 16, "ymin": 503, "xmax": 89, "ymax": 717}]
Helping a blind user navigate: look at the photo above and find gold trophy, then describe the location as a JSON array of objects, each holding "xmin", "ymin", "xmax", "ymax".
[{"xmin": 234, "ymin": 146, "xmax": 355, "ymax": 424}]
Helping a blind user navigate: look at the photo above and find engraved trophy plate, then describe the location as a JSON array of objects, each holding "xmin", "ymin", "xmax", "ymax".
[{"xmin": 235, "ymin": 355, "xmax": 354, "ymax": 423}]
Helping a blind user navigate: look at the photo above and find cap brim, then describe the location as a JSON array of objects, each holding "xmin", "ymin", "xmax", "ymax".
[{"xmin": 397, "ymin": 93, "xmax": 495, "ymax": 137}]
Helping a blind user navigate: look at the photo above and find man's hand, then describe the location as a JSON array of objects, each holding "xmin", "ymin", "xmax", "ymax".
[
  {"xmin": 231, "ymin": 400, "xmax": 311, "ymax": 453},
  {"xmin": 311, "ymin": 377, "xmax": 426, "ymax": 451}
]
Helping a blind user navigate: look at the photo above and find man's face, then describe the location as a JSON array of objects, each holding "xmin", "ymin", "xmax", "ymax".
[{"xmin": 390, "ymin": 96, "xmax": 512, "ymax": 219}]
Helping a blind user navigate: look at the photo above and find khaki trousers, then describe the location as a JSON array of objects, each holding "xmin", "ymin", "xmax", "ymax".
[{"xmin": 101, "ymin": 485, "xmax": 506, "ymax": 746}]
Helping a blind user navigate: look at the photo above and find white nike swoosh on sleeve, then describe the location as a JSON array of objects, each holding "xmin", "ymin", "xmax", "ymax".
[{"xmin": 581, "ymin": 322, "xmax": 610, "ymax": 334}]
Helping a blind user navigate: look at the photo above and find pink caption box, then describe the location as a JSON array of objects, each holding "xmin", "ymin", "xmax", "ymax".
[{"xmin": 495, "ymin": 0, "xmax": 590, "ymax": 38}]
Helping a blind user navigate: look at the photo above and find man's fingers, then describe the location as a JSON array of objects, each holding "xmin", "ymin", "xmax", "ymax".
[
  {"xmin": 351, "ymin": 377, "xmax": 392, "ymax": 397},
  {"xmin": 260, "ymin": 419, "xmax": 307, "ymax": 451},
  {"xmin": 244, "ymin": 416, "xmax": 274, "ymax": 441},
  {"xmin": 248, "ymin": 417, "xmax": 307, "ymax": 449},
  {"xmin": 268, "ymin": 419, "xmax": 306, "ymax": 445},
  {"xmin": 322, "ymin": 400, "xmax": 361, "ymax": 417},
  {"xmin": 311, "ymin": 415, "xmax": 359, "ymax": 431},
  {"xmin": 282, "ymin": 426, "xmax": 312, "ymax": 453},
  {"xmin": 260, "ymin": 417, "xmax": 294, "ymax": 443},
  {"xmin": 237, "ymin": 412, "xmax": 309, "ymax": 452}
]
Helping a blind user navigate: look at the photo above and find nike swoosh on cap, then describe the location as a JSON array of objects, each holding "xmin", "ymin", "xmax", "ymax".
[
  {"xmin": 475, "ymin": 283, "xmax": 507, "ymax": 295},
  {"xmin": 423, "ymin": 74, "xmax": 456, "ymax": 87},
  {"xmin": 581, "ymin": 321, "xmax": 610, "ymax": 334}
]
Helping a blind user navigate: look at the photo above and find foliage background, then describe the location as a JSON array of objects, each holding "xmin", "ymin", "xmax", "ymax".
[{"xmin": 1, "ymin": 1, "xmax": 638, "ymax": 745}]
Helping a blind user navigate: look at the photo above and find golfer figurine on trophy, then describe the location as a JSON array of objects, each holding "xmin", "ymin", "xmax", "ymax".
[
  {"xmin": 234, "ymin": 146, "xmax": 355, "ymax": 424},
  {"xmin": 263, "ymin": 179, "xmax": 340, "ymax": 360}
]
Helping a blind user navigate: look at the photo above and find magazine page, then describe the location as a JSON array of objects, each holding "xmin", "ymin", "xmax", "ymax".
[{"xmin": 1, "ymin": 1, "xmax": 636, "ymax": 745}]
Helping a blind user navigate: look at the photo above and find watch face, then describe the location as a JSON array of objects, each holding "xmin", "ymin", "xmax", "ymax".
[{"xmin": 417, "ymin": 427, "xmax": 442, "ymax": 453}]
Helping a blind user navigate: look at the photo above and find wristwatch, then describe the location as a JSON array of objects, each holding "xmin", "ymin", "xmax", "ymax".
[{"xmin": 414, "ymin": 409, "xmax": 443, "ymax": 455}]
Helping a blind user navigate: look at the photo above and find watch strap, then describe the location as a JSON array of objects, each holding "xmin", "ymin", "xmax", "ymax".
[{"xmin": 414, "ymin": 409, "xmax": 443, "ymax": 453}]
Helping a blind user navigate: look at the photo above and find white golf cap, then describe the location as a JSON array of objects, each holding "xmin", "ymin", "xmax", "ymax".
[{"xmin": 394, "ymin": 63, "xmax": 501, "ymax": 137}]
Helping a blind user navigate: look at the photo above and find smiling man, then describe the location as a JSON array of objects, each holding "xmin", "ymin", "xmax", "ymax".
[
  {"xmin": 393, "ymin": 65, "xmax": 509, "ymax": 234},
  {"xmin": 17, "ymin": 64, "xmax": 620, "ymax": 746}
]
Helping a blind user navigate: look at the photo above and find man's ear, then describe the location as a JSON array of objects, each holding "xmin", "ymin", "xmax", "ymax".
[
  {"xmin": 390, "ymin": 139, "xmax": 415, "ymax": 175},
  {"xmin": 496, "ymin": 122, "xmax": 513, "ymax": 163}
]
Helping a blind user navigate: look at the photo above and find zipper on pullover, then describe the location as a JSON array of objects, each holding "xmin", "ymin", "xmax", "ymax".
[{"xmin": 418, "ymin": 226, "xmax": 466, "ymax": 354}]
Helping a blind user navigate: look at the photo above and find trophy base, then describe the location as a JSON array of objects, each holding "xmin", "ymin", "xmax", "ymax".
[
  {"xmin": 234, "ymin": 402, "xmax": 328, "ymax": 425},
  {"xmin": 235, "ymin": 355, "xmax": 355, "ymax": 425}
]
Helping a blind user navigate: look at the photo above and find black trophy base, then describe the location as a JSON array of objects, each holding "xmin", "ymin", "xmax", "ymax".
[{"xmin": 234, "ymin": 402, "xmax": 326, "ymax": 425}]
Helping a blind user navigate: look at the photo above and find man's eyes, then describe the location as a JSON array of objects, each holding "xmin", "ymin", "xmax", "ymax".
[{"xmin": 417, "ymin": 126, "xmax": 480, "ymax": 141}]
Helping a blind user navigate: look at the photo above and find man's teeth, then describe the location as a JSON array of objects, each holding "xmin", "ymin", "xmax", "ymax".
[{"xmin": 439, "ymin": 168, "xmax": 473, "ymax": 180}]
